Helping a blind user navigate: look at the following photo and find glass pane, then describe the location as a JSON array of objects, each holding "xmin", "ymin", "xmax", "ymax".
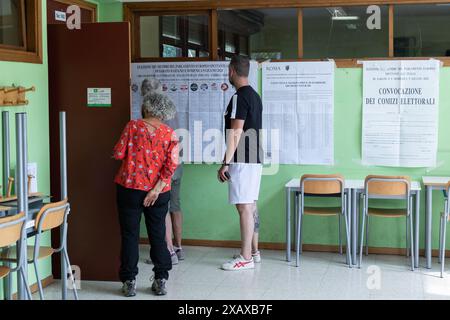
[
  {"xmin": 225, "ymin": 32, "xmax": 236, "ymax": 53},
  {"xmin": 0, "ymin": 0, "xmax": 24, "ymax": 47},
  {"xmin": 303, "ymin": 6, "xmax": 389, "ymax": 59},
  {"xmin": 199, "ymin": 50, "xmax": 209, "ymax": 58},
  {"xmin": 140, "ymin": 15, "xmax": 161, "ymax": 57},
  {"xmin": 239, "ymin": 36, "xmax": 248, "ymax": 55},
  {"xmin": 162, "ymin": 16, "xmax": 180, "ymax": 40},
  {"xmin": 140, "ymin": 14, "xmax": 209, "ymax": 58},
  {"xmin": 218, "ymin": 8, "xmax": 298, "ymax": 60},
  {"xmin": 163, "ymin": 44, "xmax": 182, "ymax": 58},
  {"xmin": 188, "ymin": 15, "xmax": 208, "ymax": 46},
  {"xmin": 394, "ymin": 4, "xmax": 450, "ymax": 57},
  {"xmin": 188, "ymin": 48, "xmax": 197, "ymax": 57}
]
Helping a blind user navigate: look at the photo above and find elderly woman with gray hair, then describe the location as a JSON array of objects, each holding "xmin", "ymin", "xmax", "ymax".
[{"xmin": 113, "ymin": 92, "xmax": 178, "ymax": 297}]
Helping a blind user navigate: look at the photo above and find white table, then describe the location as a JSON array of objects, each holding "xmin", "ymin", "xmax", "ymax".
[
  {"xmin": 285, "ymin": 179, "xmax": 421, "ymax": 267},
  {"xmin": 422, "ymin": 176, "xmax": 450, "ymax": 269},
  {"xmin": 284, "ymin": 179, "xmax": 352, "ymax": 263}
]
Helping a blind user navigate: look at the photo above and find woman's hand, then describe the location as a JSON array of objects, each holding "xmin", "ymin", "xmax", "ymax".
[{"xmin": 144, "ymin": 189, "xmax": 160, "ymax": 207}]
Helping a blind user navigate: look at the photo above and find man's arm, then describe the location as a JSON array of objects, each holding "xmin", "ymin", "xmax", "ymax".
[
  {"xmin": 224, "ymin": 119, "xmax": 245, "ymax": 164},
  {"xmin": 218, "ymin": 119, "xmax": 244, "ymax": 182}
]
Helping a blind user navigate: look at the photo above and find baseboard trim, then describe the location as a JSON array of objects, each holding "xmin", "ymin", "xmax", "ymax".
[
  {"xmin": 11, "ymin": 275, "xmax": 54, "ymax": 300},
  {"xmin": 140, "ymin": 238, "xmax": 449, "ymax": 257}
]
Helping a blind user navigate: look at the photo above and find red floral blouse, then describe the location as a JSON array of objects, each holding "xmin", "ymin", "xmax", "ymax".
[{"xmin": 113, "ymin": 119, "xmax": 178, "ymax": 193}]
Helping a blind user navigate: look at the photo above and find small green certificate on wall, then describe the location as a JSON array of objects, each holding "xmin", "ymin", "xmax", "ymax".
[{"xmin": 87, "ymin": 88, "xmax": 111, "ymax": 107}]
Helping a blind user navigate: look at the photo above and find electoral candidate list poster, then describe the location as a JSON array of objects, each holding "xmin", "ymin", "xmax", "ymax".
[
  {"xmin": 262, "ymin": 61, "xmax": 335, "ymax": 165},
  {"xmin": 131, "ymin": 61, "xmax": 258, "ymax": 163},
  {"xmin": 362, "ymin": 60, "xmax": 440, "ymax": 167}
]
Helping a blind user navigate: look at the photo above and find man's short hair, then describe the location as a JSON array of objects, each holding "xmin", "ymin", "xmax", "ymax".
[{"xmin": 229, "ymin": 55, "xmax": 250, "ymax": 77}]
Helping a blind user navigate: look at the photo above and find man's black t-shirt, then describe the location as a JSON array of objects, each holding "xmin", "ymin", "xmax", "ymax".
[{"xmin": 224, "ymin": 85, "xmax": 263, "ymax": 164}]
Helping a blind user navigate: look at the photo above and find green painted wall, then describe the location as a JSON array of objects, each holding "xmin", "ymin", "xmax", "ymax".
[
  {"xmin": 0, "ymin": 0, "xmax": 51, "ymax": 298},
  {"xmin": 176, "ymin": 68, "xmax": 450, "ymax": 251},
  {"xmin": 100, "ymin": 2, "xmax": 450, "ymax": 252}
]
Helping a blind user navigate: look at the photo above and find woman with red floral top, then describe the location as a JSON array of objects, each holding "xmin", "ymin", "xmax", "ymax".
[{"xmin": 113, "ymin": 92, "xmax": 178, "ymax": 297}]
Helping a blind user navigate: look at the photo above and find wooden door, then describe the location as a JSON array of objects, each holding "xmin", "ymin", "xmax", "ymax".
[{"xmin": 48, "ymin": 22, "xmax": 131, "ymax": 281}]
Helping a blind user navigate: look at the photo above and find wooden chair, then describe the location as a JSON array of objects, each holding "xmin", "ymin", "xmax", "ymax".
[
  {"xmin": 296, "ymin": 174, "xmax": 351, "ymax": 268},
  {"xmin": 438, "ymin": 181, "xmax": 450, "ymax": 277},
  {"xmin": 0, "ymin": 199, "xmax": 78, "ymax": 300},
  {"xmin": 0, "ymin": 212, "xmax": 31, "ymax": 300},
  {"xmin": 358, "ymin": 175, "xmax": 414, "ymax": 271}
]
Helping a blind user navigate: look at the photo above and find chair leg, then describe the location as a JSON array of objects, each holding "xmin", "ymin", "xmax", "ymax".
[
  {"xmin": 441, "ymin": 218, "xmax": 447, "ymax": 278},
  {"xmin": 5, "ymin": 262, "xmax": 12, "ymax": 300},
  {"xmin": 406, "ymin": 218, "xmax": 410, "ymax": 257},
  {"xmin": 19, "ymin": 268, "xmax": 32, "ymax": 300},
  {"xmin": 338, "ymin": 214, "xmax": 343, "ymax": 255},
  {"xmin": 359, "ymin": 213, "xmax": 366, "ymax": 268},
  {"xmin": 296, "ymin": 210, "xmax": 302, "ymax": 268},
  {"xmin": 439, "ymin": 215, "xmax": 444, "ymax": 264},
  {"xmin": 409, "ymin": 216, "xmax": 414, "ymax": 271},
  {"xmin": 63, "ymin": 249, "xmax": 79, "ymax": 300},
  {"xmin": 343, "ymin": 213, "xmax": 352, "ymax": 268},
  {"xmin": 299, "ymin": 216, "xmax": 303, "ymax": 254},
  {"xmin": 33, "ymin": 260, "xmax": 44, "ymax": 300},
  {"xmin": 365, "ymin": 216, "xmax": 369, "ymax": 256}
]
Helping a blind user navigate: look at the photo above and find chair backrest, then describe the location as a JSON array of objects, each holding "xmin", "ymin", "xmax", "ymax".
[
  {"xmin": 0, "ymin": 212, "xmax": 25, "ymax": 248},
  {"xmin": 34, "ymin": 199, "xmax": 68, "ymax": 232},
  {"xmin": 365, "ymin": 175, "xmax": 410, "ymax": 197},
  {"xmin": 300, "ymin": 174, "xmax": 344, "ymax": 195}
]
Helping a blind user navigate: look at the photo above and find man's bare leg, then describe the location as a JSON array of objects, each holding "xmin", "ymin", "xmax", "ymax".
[
  {"xmin": 236, "ymin": 203, "xmax": 255, "ymax": 260},
  {"xmin": 252, "ymin": 204, "xmax": 260, "ymax": 254},
  {"xmin": 170, "ymin": 211, "xmax": 183, "ymax": 248}
]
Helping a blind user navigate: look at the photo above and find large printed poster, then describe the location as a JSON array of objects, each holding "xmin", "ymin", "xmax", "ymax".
[
  {"xmin": 262, "ymin": 61, "xmax": 335, "ymax": 165},
  {"xmin": 362, "ymin": 60, "xmax": 440, "ymax": 167},
  {"xmin": 131, "ymin": 61, "xmax": 258, "ymax": 163}
]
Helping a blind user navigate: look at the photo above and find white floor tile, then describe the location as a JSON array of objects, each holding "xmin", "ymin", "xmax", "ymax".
[{"xmin": 31, "ymin": 245, "xmax": 450, "ymax": 300}]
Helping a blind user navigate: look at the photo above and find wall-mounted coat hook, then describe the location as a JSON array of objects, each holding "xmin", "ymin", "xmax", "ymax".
[{"xmin": 0, "ymin": 85, "xmax": 35, "ymax": 107}]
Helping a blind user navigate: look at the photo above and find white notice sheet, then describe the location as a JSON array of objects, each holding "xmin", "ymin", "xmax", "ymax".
[
  {"xmin": 131, "ymin": 61, "xmax": 258, "ymax": 163},
  {"xmin": 362, "ymin": 60, "xmax": 440, "ymax": 167},
  {"xmin": 262, "ymin": 61, "xmax": 335, "ymax": 165}
]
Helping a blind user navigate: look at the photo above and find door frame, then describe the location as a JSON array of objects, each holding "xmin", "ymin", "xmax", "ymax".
[{"xmin": 49, "ymin": 0, "xmax": 98, "ymax": 22}]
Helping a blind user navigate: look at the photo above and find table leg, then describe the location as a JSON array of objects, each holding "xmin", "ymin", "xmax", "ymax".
[
  {"xmin": 17, "ymin": 233, "xmax": 28, "ymax": 299},
  {"xmin": 294, "ymin": 192, "xmax": 298, "ymax": 255},
  {"xmin": 426, "ymin": 186, "xmax": 432, "ymax": 269},
  {"xmin": 286, "ymin": 187, "xmax": 291, "ymax": 262},
  {"xmin": 352, "ymin": 189, "xmax": 358, "ymax": 266},
  {"xmin": 414, "ymin": 191, "xmax": 420, "ymax": 268},
  {"xmin": 344, "ymin": 190, "xmax": 350, "ymax": 265}
]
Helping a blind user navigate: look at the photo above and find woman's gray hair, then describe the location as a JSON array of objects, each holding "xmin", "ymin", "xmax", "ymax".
[
  {"xmin": 141, "ymin": 78, "xmax": 163, "ymax": 96},
  {"xmin": 142, "ymin": 92, "xmax": 176, "ymax": 121}
]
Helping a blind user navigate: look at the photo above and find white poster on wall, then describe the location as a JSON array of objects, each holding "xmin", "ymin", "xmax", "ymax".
[
  {"xmin": 262, "ymin": 61, "xmax": 335, "ymax": 165},
  {"xmin": 362, "ymin": 60, "xmax": 440, "ymax": 167},
  {"xmin": 131, "ymin": 61, "xmax": 258, "ymax": 163}
]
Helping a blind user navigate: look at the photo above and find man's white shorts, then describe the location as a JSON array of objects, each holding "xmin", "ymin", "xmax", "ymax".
[{"xmin": 228, "ymin": 163, "xmax": 262, "ymax": 205}]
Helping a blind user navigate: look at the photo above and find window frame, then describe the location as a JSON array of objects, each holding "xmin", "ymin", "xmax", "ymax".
[
  {"xmin": 133, "ymin": 10, "xmax": 212, "ymax": 62},
  {"xmin": 0, "ymin": 0, "xmax": 42, "ymax": 64},
  {"xmin": 124, "ymin": 0, "xmax": 450, "ymax": 67},
  {"xmin": 0, "ymin": 0, "xmax": 27, "ymax": 51}
]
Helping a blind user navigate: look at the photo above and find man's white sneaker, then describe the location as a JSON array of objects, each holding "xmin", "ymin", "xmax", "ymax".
[
  {"xmin": 252, "ymin": 251, "xmax": 262, "ymax": 263},
  {"xmin": 222, "ymin": 255, "xmax": 254, "ymax": 271},
  {"xmin": 233, "ymin": 251, "xmax": 262, "ymax": 263}
]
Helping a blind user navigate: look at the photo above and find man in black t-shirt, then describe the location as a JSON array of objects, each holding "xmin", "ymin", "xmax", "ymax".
[{"xmin": 218, "ymin": 55, "xmax": 263, "ymax": 271}]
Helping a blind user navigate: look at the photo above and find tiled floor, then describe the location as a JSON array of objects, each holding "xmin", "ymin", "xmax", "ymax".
[{"xmin": 35, "ymin": 245, "xmax": 450, "ymax": 300}]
